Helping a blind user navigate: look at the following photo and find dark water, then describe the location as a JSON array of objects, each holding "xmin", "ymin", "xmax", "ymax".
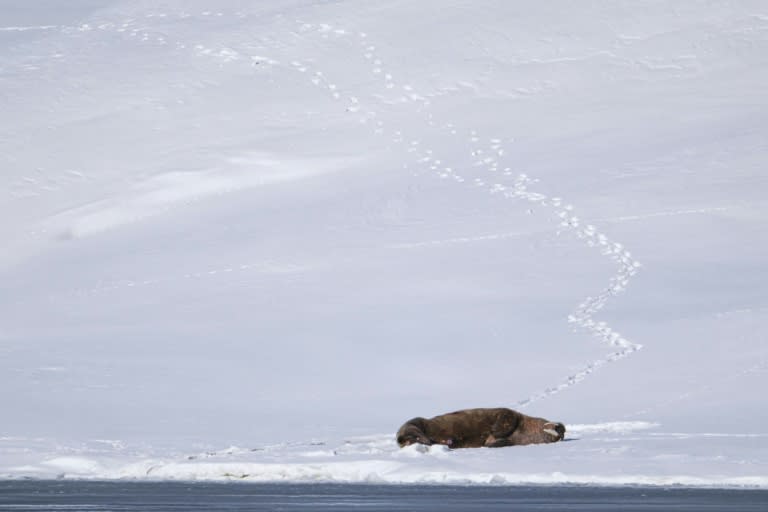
[{"xmin": 1, "ymin": 481, "xmax": 767, "ymax": 511}]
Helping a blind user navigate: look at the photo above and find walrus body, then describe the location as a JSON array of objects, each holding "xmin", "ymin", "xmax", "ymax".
[{"xmin": 396, "ymin": 408, "xmax": 565, "ymax": 448}]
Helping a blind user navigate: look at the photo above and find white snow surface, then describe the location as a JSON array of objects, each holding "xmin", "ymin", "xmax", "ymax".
[{"xmin": 1, "ymin": 0, "xmax": 767, "ymax": 487}]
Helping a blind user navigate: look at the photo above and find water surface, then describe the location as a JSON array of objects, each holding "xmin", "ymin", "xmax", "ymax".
[{"xmin": 1, "ymin": 481, "xmax": 767, "ymax": 511}]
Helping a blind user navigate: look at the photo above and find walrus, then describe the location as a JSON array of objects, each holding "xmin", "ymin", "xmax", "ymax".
[{"xmin": 396, "ymin": 408, "xmax": 565, "ymax": 448}]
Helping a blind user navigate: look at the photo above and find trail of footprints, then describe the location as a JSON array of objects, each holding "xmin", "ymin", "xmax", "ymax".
[
  {"xmin": 14, "ymin": 12, "xmax": 642, "ymax": 406},
  {"xmin": 290, "ymin": 22, "xmax": 643, "ymax": 408}
]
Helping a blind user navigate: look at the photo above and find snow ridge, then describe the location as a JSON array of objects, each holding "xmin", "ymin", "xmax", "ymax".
[
  {"xmin": 10, "ymin": 428, "xmax": 768, "ymax": 487},
  {"xmin": 290, "ymin": 23, "xmax": 643, "ymax": 407},
  {"xmin": 0, "ymin": 25, "xmax": 58, "ymax": 32}
]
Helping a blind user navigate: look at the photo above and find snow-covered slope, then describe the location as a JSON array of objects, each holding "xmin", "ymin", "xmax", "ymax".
[{"xmin": 2, "ymin": 0, "xmax": 767, "ymax": 486}]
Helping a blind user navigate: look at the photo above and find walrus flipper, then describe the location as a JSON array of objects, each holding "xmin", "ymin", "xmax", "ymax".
[
  {"xmin": 484, "ymin": 436, "xmax": 514, "ymax": 448},
  {"xmin": 490, "ymin": 409, "xmax": 521, "ymax": 438}
]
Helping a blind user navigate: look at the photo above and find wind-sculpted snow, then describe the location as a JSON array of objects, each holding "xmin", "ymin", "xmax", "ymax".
[
  {"xmin": 48, "ymin": 152, "xmax": 356, "ymax": 239},
  {"xmin": 3, "ymin": 5, "xmax": 643, "ymax": 405},
  {"xmin": 0, "ymin": 25, "xmax": 58, "ymax": 32}
]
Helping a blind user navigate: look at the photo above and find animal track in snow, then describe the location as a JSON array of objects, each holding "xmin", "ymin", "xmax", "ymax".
[
  {"xmin": 291, "ymin": 23, "xmax": 643, "ymax": 408},
  {"xmin": 7, "ymin": 12, "xmax": 644, "ymax": 408}
]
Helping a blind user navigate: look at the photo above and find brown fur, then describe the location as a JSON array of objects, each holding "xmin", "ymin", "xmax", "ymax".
[{"xmin": 396, "ymin": 408, "xmax": 565, "ymax": 448}]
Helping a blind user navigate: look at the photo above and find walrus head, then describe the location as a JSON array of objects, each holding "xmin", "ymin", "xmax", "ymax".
[
  {"xmin": 542, "ymin": 421, "xmax": 566, "ymax": 442},
  {"xmin": 396, "ymin": 417, "xmax": 433, "ymax": 447}
]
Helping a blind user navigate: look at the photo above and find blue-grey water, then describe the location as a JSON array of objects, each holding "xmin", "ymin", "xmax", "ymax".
[{"xmin": 1, "ymin": 481, "xmax": 767, "ymax": 511}]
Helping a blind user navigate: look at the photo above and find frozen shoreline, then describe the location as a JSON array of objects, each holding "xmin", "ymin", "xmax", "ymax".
[
  {"xmin": 4, "ymin": 423, "xmax": 767, "ymax": 488},
  {"xmin": 1, "ymin": 475, "xmax": 766, "ymax": 490}
]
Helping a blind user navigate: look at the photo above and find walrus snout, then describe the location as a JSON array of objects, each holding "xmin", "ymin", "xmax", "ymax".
[{"xmin": 543, "ymin": 422, "xmax": 566, "ymax": 440}]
